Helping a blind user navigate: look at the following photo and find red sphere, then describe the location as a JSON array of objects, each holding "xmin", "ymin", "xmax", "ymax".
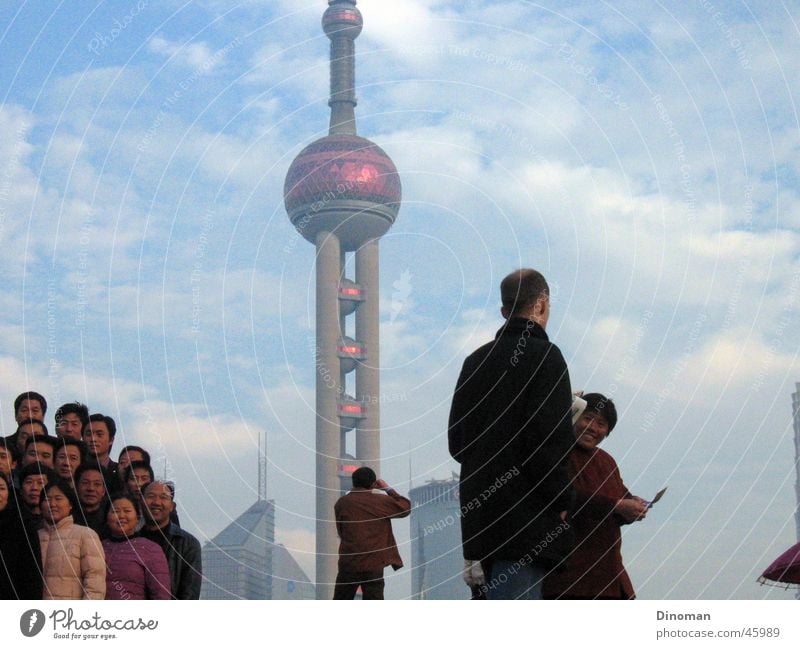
[{"xmin": 284, "ymin": 134, "xmax": 401, "ymax": 249}]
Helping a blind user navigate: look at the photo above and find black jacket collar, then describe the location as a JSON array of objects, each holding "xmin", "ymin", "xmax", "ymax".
[{"xmin": 495, "ymin": 317, "xmax": 549, "ymax": 341}]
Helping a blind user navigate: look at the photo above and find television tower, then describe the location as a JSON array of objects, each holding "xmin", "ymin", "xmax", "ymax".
[{"xmin": 284, "ymin": 0, "xmax": 402, "ymax": 599}]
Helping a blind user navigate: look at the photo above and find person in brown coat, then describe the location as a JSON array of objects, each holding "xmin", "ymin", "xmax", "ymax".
[
  {"xmin": 333, "ymin": 466, "xmax": 411, "ymax": 600},
  {"xmin": 543, "ymin": 393, "xmax": 647, "ymax": 599}
]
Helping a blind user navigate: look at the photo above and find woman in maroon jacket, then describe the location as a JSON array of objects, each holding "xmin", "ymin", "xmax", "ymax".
[
  {"xmin": 544, "ymin": 393, "xmax": 647, "ymax": 599},
  {"xmin": 103, "ymin": 493, "xmax": 170, "ymax": 600}
]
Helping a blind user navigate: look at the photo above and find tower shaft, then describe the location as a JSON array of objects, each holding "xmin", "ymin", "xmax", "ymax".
[
  {"xmin": 315, "ymin": 230, "xmax": 343, "ymax": 600},
  {"xmin": 355, "ymin": 239, "xmax": 381, "ymax": 472}
]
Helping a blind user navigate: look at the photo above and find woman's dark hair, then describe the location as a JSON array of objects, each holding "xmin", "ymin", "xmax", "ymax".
[
  {"xmin": 40, "ymin": 478, "xmax": 80, "ymax": 516},
  {"xmin": 106, "ymin": 491, "xmax": 142, "ymax": 520},
  {"xmin": 582, "ymin": 393, "xmax": 618, "ymax": 434}
]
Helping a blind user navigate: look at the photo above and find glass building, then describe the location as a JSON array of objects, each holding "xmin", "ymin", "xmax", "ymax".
[
  {"xmin": 409, "ymin": 477, "xmax": 468, "ymax": 600},
  {"xmin": 201, "ymin": 499, "xmax": 314, "ymax": 600}
]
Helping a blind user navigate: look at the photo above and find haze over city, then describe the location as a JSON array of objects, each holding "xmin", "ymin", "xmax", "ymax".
[{"xmin": 1, "ymin": 0, "xmax": 798, "ymax": 599}]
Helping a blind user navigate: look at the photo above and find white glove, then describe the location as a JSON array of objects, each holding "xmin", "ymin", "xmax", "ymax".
[{"xmin": 571, "ymin": 392, "xmax": 587, "ymax": 425}]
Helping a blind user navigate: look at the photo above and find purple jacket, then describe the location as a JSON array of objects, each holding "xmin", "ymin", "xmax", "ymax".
[{"xmin": 103, "ymin": 536, "xmax": 171, "ymax": 600}]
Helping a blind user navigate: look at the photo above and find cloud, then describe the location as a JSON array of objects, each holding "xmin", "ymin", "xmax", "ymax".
[
  {"xmin": 3, "ymin": 0, "xmax": 800, "ymax": 601},
  {"xmin": 148, "ymin": 36, "xmax": 222, "ymax": 73},
  {"xmin": 359, "ymin": 0, "xmax": 457, "ymax": 67}
]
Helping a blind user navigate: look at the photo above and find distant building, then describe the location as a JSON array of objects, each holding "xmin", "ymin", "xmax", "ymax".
[
  {"xmin": 200, "ymin": 499, "xmax": 315, "ymax": 600},
  {"xmin": 794, "ymin": 384, "xmax": 800, "ymax": 543},
  {"xmin": 271, "ymin": 544, "xmax": 316, "ymax": 600},
  {"xmin": 201, "ymin": 500, "xmax": 276, "ymax": 600},
  {"xmin": 793, "ymin": 385, "xmax": 800, "ymax": 600},
  {"xmin": 409, "ymin": 477, "xmax": 468, "ymax": 600}
]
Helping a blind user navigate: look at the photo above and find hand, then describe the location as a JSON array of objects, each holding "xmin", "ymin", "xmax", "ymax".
[
  {"xmin": 374, "ymin": 478, "xmax": 390, "ymax": 490},
  {"xmin": 463, "ymin": 560, "xmax": 485, "ymax": 587},
  {"xmin": 559, "ymin": 510, "xmax": 568, "ymax": 521},
  {"xmin": 614, "ymin": 498, "xmax": 647, "ymax": 523}
]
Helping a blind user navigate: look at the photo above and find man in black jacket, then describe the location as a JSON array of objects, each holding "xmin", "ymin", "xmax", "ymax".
[
  {"xmin": 142, "ymin": 481, "xmax": 202, "ymax": 599},
  {"xmin": 74, "ymin": 464, "xmax": 112, "ymax": 538},
  {"xmin": 448, "ymin": 268, "xmax": 575, "ymax": 599}
]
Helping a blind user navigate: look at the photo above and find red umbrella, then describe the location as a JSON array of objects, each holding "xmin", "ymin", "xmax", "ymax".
[{"xmin": 759, "ymin": 541, "xmax": 800, "ymax": 587}]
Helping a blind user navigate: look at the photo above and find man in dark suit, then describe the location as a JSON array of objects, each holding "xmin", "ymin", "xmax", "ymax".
[
  {"xmin": 82, "ymin": 414, "xmax": 119, "ymax": 479},
  {"xmin": 142, "ymin": 481, "xmax": 202, "ymax": 599},
  {"xmin": 333, "ymin": 467, "xmax": 410, "ymax": 600},
  {"xmin": 448, "ymin": 268, "xmax": 575, "ymax": 599}
]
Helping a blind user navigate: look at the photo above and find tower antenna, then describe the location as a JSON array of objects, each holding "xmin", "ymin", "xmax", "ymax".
[{"xmin": 259, "ymin": 431, "xmax": 268, "ymax": 501}]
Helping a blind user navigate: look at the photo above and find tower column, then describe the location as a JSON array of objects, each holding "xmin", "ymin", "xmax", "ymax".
[
  {"xmin": 316, "ymin": 230, "xmax": 342, "ymax": 600},
  {"xmin": 329, "ymin": 35, "xmax": 357, "ymax": 135},
  {"xmin": 356, "ymin": 238, "xmax": 380, "ymax": 474}
]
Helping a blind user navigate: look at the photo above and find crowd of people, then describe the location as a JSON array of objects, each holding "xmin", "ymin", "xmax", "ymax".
[
  {"xmin": 4, "ymin": 268, "xmax": 644, "ymax": 603},
  {"xmin": 0, "ymin": 393, "xmax": 202, "ymax": 600}
]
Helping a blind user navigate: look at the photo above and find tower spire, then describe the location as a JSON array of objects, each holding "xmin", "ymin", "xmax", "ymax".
[
  {"xmin": 258, "ymin": 431, "xmax": 267, "ymax": 501},
  {"xmin": 323, "ymin": 0, "xmax": 363, "ymax": 136}
]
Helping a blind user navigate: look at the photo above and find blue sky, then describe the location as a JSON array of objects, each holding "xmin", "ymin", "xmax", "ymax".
[{"xmin": 1, "ymin": 0, "xmax": 800, "ymax": 599}]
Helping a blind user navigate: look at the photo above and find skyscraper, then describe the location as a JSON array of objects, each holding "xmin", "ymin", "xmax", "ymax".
[
  {"xmin": 284, "ymin": 0, "xmax": 402, "ymax": 599},
  {"xmin": 201, "ymin": 500, "xmax": 316, "ymax": 600},
  {"xmin": 271, "ymin": 544, "xmax": 316, "ymax": 600},
  {"xmin": 792, "ymin": 384, "xmax": 800, "ymax": 542},
  {"xmin": 409, "ymin": 477, "xmax": 468, "ymax": 600},
  {"xmin": 201, "ymin": 433, "xmax": 313, "ymax": 599},
  {"xmin": 201, "ymin": 499, "xmax": 276, "ymax": 600}
]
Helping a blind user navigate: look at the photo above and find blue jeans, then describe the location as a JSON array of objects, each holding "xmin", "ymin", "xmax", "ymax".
[{"xmin": 485, "ymin": 560, "xmax": 546, "ymax": 600}]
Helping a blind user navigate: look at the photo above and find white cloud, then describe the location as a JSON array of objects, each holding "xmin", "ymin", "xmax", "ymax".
[
  {"xmin": 682, "ymin": 328, "xmax": 799, "ymax": 391},
  {"xmin": 148, "ymin": 36, "xmax": 221, "ymax": 73},
  {"xmin": 359, "ymin": 0, "xmax": 456, "ymax": 66},
  {"xmin": 3, "ymin": 0, "xmax": 800, "ymax": 602}
]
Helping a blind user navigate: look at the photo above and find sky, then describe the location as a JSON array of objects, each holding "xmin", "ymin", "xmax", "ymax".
[{"xmin": 1, "ymin": 0, "xmax": 799, "ymax": 600}]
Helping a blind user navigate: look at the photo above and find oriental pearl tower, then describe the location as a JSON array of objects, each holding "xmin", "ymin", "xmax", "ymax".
[{"xmin": 283, "ymin": 0, "xmax": 402, "ymax": 599}]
